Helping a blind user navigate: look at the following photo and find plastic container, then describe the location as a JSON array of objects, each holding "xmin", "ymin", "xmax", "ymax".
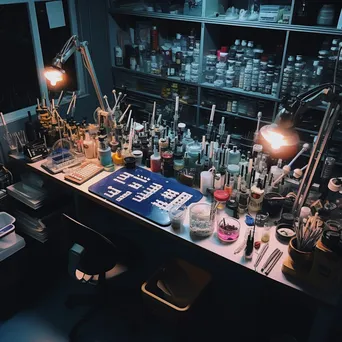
[
  {"xmin": 200, "ymin": 171, "xmax": 213, "ymax": 195},
  {"xmin": 0, "ymin": 212, "xmax": 24, "ymax": 262},
  {"xmin": 169, "ymin": 205, "xmax": 187, "ymax": 229},
  {"xmin": 0, "ymin": 212, "xmax": 15, "ymax": 228}
]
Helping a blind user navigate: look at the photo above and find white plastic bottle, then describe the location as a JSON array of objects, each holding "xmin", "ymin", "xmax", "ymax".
[{"xmin": 83, "ymin": 132, "xmax": 95, "ymax": 159}]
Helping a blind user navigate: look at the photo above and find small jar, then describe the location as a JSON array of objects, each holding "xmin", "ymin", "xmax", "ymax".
[
  {"xmin": 232, "ymin": 100, "xmax": 238, "ymax": 113},
  {"xmin": 132, "ymin": 150, "xmax": 143, "ymax": 166},
  {"xmin": 213, "ymin": 190, "xmax": 230, "ymax": 211},
  {"xmin": 169, "ymin": 204, "xmax": 187, "ymax": 229},
  {"xmin": 238, "ymin": 187, "xmax": 249, "ymax": 214},
  {"xmin": 226, "ymin": 191, "xmax": 238, "ymax": 219},
  {"xmin": 173, "ymin": 153, "xmax": 185, "ymax": 179},
  {"xmin": 162, "ymin": 151, "xmax": 174, "ymax": 177}
]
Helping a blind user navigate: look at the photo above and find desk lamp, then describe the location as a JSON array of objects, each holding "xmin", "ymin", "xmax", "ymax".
[
  {"xmin": 44, "ymin": 35, "xmax": 105, "ymax": 113},
  {"xmin": 258, "ymin": 81, "xmax": 342, "ymax": 215}
]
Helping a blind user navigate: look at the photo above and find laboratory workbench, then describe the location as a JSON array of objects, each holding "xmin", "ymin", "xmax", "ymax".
[{"xmin": 9, "ymin": 155, "xmax": 341, "ymax": 307}]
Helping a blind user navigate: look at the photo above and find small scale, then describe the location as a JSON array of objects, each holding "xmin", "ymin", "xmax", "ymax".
[
  {"xmin": 89, "ymin": 167, "xmax": 203, "ymax": 226},
  {"xmin": 65, "ymin": 163, "xmax": 104, "ymax": 185}
]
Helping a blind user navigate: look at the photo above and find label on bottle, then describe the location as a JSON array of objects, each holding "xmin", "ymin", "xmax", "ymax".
[{"xmin": 115, "ymin": 47, "xmax": 123, "ymax": 66}]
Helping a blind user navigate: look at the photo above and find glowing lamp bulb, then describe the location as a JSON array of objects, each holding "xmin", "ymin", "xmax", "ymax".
[
  {"xmin": 44, "ymin": 68, "xmax": 64, "ymax": 86},
  {"xmin": 268, "ymin": 131, "xmax": 286, "ymax": 150}
]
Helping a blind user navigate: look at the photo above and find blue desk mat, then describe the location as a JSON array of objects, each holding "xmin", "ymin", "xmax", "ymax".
[{"xmin": 88, "ymin": 167, "xmax": 203, "ymax": 226}]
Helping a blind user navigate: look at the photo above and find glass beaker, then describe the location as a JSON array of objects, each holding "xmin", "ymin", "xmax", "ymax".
[
  {"xmin": 189, "ymin": 203, "xmax": 213, "ymax": 237},
  {"xmin": 255, "ymin": 210, "xmax": 269, "ymax": 242},
  {"xmin": 261, "ymin": 223, "xmax": 272, "ymax": 243},
  {"xmin": 169, "ymin": 205, "xmax": 187, "ymax": 229},
  {"xmin": 217, "ymin": 216, "xmax": 240, "ymax": 243}
]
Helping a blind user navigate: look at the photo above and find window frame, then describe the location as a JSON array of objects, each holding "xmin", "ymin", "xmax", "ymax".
[{"xmin": 0, "ymin": 0, "xmax": 86, "ymax": 123}]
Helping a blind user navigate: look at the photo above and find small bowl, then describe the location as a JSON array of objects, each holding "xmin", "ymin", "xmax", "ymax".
[
  {"xmin": 276, "ymin": 223, "xmax": 296, "ymax": 243},
  {"xmin": 217, "ymin": 216, "xmax": 240, "ymax": 243}
]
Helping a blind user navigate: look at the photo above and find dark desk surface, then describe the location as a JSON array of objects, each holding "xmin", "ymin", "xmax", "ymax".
[{"xmin": 9, "ymin": 155, "xmax": 341, "ymax": 306}]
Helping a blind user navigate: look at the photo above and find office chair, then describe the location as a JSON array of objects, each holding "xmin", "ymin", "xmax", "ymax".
[{"xmin": 63, "ymin": 214, "xmax": 131, "ymax": 340}]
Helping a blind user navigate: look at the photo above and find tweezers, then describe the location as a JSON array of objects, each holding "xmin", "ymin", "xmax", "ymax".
[
  {"xmin": 261, "ymin": 248, "xmax": 281, "ymax": 272},
  {"xmin": 265, "ymin": 251, "xmax": 283, "ymax": 276},
  {"xmin": 254, "ymin": 243, "xmax": 269, "ymax": 268}
]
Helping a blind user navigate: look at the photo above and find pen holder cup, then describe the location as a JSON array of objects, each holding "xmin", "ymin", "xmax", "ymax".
[{"xmin": 288, "ymin": 238, "xmax": 314, "ymax": 272}]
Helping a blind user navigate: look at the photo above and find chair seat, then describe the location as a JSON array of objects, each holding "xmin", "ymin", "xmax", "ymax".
[{"xmin": 74, "ymin": 263, "xmax": 128, "ymax": 285}]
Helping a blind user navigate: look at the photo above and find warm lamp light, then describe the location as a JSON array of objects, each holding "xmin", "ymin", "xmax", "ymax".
[
  {"xmin": 43, "ymin": 35, "xmax": 105, "ymax": 111},
  {"xmin": 44, "ymin": 66, "xmax": 65, "ymax": 86},
  {"xmin": 258, "ymin": 124, "xmax": 299, "ymax": 159}
]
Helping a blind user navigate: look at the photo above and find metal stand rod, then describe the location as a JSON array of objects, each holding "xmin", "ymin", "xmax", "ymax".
[
  {"xmin": 80, "ymin": 42, "xmax": 106, "ymax": 111},
  {"xmin": 293, "ymin": 101, "xmax": 341, "ymax": 215}
]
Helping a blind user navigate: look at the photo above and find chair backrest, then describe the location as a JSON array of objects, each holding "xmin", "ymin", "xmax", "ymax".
[{"xmin": 62, "ymin": 214, "xmax": 118, "ymax": 275}]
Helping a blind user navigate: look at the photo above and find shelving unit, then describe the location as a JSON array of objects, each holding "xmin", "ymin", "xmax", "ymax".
[
  {"xmin": 199, "ymin": 106, "xmax": 272, "ymax": 124},
  {"xmin": 201, "ymin": 82, "xmax": 280, "ymax": 101},
  {"xmin": 110, "ymin": 9, "xmax": 342, "ymax": 35},
  {"xmin": 108, "ymin": 0, "xmax": 342, "ymax": 162}
]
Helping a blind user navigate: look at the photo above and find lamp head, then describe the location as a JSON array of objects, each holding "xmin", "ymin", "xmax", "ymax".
[
  {"xmin": 274, "ymin": 107, "xmax": 295, "ymax": 129},
  {"xmin": 44, "ymin": 64, "xmax": 65, "ymax": 87},
  {"xmin": 258, "ymin": 123, "xmax": 299, "ymax": 159}
]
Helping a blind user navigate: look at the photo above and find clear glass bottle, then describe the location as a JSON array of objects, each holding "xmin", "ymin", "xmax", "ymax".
[
  {"xmin": 271, "ymin": 67, "xmax": 280, "ymax": 97},
  {"xmin": 239, "ymin": 61, "xmax": 246, "ymax": 89},
  {"xmin": 258, "ymin": 70, "xmax": 266, "ymax": 94},
  {"xmin": 183, "ymin": 129, "xmax": 194, "ymax": 151},
  {"xmin": 214, "ymin": 54, "xmax": 227, "ymax": 87},
  {"xmin": 265, "ymin": 73, "xmax": 274, "ymax": 95},
  {"xmin": 229, "ymin": 146, "xmax": 241, "ymax": 165},
  {"xmin": 243, "ymin": 60, "xmax": 253, "ymax": 92},
  {"xmin": 180, "ymin": 34, "xmax": 188, "ymax": 52},
  {"xmin": 226, "ymin": 66, "xmax": 235, "ymax": 88},
  {"xmin": 234, "ymin": 60, "xmax": 242, "ymax": 88},
  {"xmin": 301, "ymin": 66, "xmax": 312, "ymax": 93},
  {"xmin": 173, "ymin": 153, "xmax": 185, "ymax": 171},
  {"xmin": 185, "ymin": 56, "xmax": 192, "ymax": 82},
  {"xmin": 173, "ymin": 33, "xmax": 182, "ymax": 50},
  {"xmin": 236, "ymin": 42, "xmax": 245, "ymax": 63},
  {"xmin": 245, "ymin": 41, "xmax": 254, "ymax": 62},
  {"xmin": 251, "ymin": 59, "xmax": 260, "ymax": 92},
  {"xmin": 238, "ymin": 184, "xmax": 249, "ymax": 215},
  {"xmin": 311, "ymin": 60, "xmax": 323, "ymax": 88},
  {"xmin": 151, "ymin": 51, "xmax": 160, "ymax": 75},
  {"xmin": 183, "ymin": 0, "xmax": 190, "ymax": 15},
  {"xmin": 229, "ymin": 39, "xmax": 241, "ymax": 60},
  {"xmin": 189, "ymin": 0, "xmax": 202, "ymax": 16},
  {"xmin": 180, "ymin": 63, "xmax": 186, "ymax": 81},
  {"xmin": 205, "ymin": 49, "xmax": 217, "ymax": 84},
  {"xmin": 238, "ymin": 154, "xmax": 248, "ymax": 170},
  {"xmin": 191, "ymin": 62, "xmax": 199, "ymax": 83},
  {"xmin": 290, "ymin": 63, "xmax": 303, "ymax": 98},
  {"xmin": 241, "ymin": 40, "xmax": 248, "ymax": 55},
  {"xmin": 281, "ymin": 56, "xmax": 295, "ymax": 97},
  {"xmin": 187, "ymin": 139, "xmax": 202, "ymax": 167}
]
